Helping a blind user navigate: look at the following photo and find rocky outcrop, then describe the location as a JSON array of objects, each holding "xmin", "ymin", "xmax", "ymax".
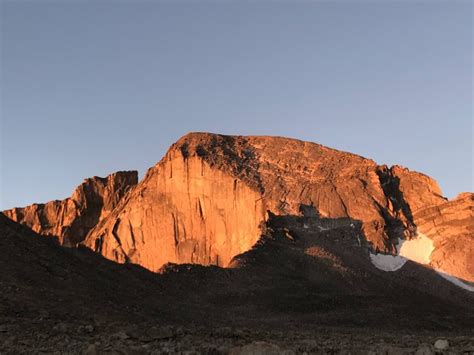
[
  {"xmin": 83, "ymin": 133, "xmax": 449, "ymax": 271},
  {"xmin": 5, "ymin": 133, "xmax": 470, "ymax": 280},
  {"xmin": 84, "ymin": 151, "xmax": 266, "ymax": 270},
  {"xmin": 413, "ymin": 193, "xmax": 474, "ymax": 282},
  {"xmin": 392, "ymin": 166, "xmax": 446, "ymax": 210},
  {"xmin": 3, "ymin": 171, "xmax": 138, "ymax": 246}
]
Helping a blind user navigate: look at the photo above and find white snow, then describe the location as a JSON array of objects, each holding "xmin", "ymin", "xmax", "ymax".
[
  {"xmin": 368, "ymin": 233, "xmax": 473, "ymax": 293},
  {"xmin": 369, "ymin": 252, "xmax": 407, "ymax": 272},
  {"xmin": 369, "ymin": 238, "xmax": 406, "ymax": 272},
  {"xmin": 399, "ymin": 233, "xmax": 434, "ymax": 264},
  {"xmin": 302, "ymin": 223, "xmax": 329, "ymax": 231},
  {"xmin": 370, "ymin": 233, "xmax": 433, "ymax": 272},
  {"xmin": 436, "ymin": 271, "xmax": 474, "ymax": 292}
]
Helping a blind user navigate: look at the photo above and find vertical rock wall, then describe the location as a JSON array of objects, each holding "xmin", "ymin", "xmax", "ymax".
[{"xmin": 85, "ymin": 152, "xmax": 266, "ymax": 271}]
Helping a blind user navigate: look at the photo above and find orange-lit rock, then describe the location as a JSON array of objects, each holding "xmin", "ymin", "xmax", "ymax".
[
  {"xmin": 84, "ymin": 152, "xmax": 265, "ymax": 270},
  {"xmin": 413, "ymin": 192, "xmax": 474, "ymax": 282},
  {"xmin": 83, "ymin": 133, "xmax": 449, "ymax": 271},
  {"xmin": 390, "ymin": 165, "xmax": 446, "ymax": 214},
  {"xmin": 5, "ymin": 133, "xmax": 470, "ymax": 279},
  {"xmin": 3, "ymin": 171, "xmax": 138, "ymax": 246}
]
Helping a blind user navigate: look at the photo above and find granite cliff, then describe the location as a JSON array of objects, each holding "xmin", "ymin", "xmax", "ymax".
[
  {"xmin": 413, "ymin": 192, "xmax": 474, "ymax": 282},
  {"xmin": 81, "ymin": 132, "xmax": 455, "ymax": 273},
  {"xmin": 3, "ymin": 133, "xmax": 472, "ymax": 283}
]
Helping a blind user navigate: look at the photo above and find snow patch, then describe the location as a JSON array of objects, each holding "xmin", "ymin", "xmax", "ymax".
[
  {"xmin": 302, "ymin": 224, "xmax": 329, "ymax": 231},
  {"xmin": 369, "ymin": 233, "xmax": 473, "ymax": 292},
  {"xmin": 436, "ymin": 271, "xmax": 474, "ymax": 292},
  {"xmin": 370, "ymin": 234, "xmax": 433, "ymax": 272},
  {"xmin": 399, "ymin": 233, "xmax": 434, "ymax": 264},
  {"xmin": 369, "ymin": 252, "xmax": 407, "ymax": 272}
]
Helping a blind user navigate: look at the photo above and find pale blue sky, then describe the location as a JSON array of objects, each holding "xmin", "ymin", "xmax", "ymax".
[{"xmin": 1, "ymin": 1, "xmax": 472, "ymax": 210}]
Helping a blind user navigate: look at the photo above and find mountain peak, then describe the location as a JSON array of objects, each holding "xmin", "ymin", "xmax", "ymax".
[{"xmin": 3, "ymin": 134, "xmax": 469, "ymax": 284}]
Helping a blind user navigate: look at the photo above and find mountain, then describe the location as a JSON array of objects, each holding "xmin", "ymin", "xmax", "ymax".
[{"xmin": 3, "ymin": 133, "xmax": 473, "ymax": 283}]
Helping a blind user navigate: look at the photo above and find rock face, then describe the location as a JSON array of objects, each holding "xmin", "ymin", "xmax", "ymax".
[
  {"xmin": 4, "ymin": 133, "xmax": 471, "ymax": 281},
  {"xmin": 413, "ymin": 193, "xmax": 474, "ymax": 282},
  {"xmin": 83, "ymin": 133, "xmax": 450, "ymax": 272},
  {"xmin": 85, "ymin": 146, "xmax": 265, "ymax": 270},
  {"xmin": 3, "ymin": 171, "xmax": 138, "ymax": 246}
]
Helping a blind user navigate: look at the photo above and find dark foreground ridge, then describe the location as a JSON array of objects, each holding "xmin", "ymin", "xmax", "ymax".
[{"xmin": 1, "ymin": 213, "xmax": 473, "ymax": 353}]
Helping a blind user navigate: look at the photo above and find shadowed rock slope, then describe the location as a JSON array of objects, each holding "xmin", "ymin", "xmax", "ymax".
[{"xmin": 1, "ymin": 213, "xmax": 473, "ymax": 353}]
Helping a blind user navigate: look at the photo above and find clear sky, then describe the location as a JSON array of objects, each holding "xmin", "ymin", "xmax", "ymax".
[{"xmin": 1, "ymin": 1, "xmax": 472, "ymax": 210}]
